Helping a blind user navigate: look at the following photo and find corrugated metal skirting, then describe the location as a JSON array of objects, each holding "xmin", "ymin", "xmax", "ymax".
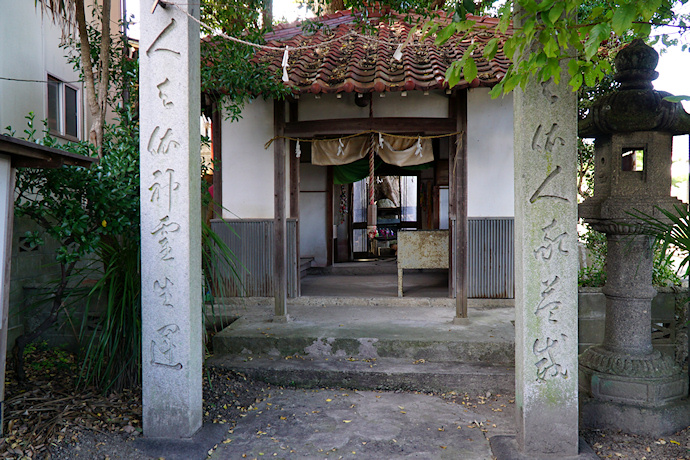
[
  {"xmin": 468, "ymin": 217, "xmax": 514, "ymax": 299},
  {"xmin": 210, "ymin": 219, "xmax": 298, "ymax": 297}
]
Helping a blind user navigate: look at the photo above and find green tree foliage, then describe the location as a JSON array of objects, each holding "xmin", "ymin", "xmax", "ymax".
[
  {"xmin": 200, "ymin": 0, "xmax": 291, "ymax": 120},
  {"xmin": 12, "ymin": 10, "xmax": 242, "ymax": 391},
  {"xmin": 35, "ymin": 0, "xmax": 114, "ymax": 156},
  {"xmin": 10, "ymin": 109, "xmax": 141, "ymax": 389},
  {"xmin": 303, "ymin": 0, "xmax": 688, "ymax": 96},
  {"xmin": 9, "ymin": 12, "xmax": 141, "ymax": 388},
  {"xmin": 437, "ymin": 0, "xmax": 688, "ymax": 95}
]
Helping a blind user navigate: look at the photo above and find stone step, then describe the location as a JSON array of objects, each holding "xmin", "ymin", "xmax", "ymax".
[
  {"xmin": 213, "ymin": 330, "xmax": 514, "ymax": 365},
  {"xmin": 211, "ymin": 306, "xmax": 515, "ymax": 366},
  {"xmin": 210, "ymin": 305, "xmax": 515, "ymax": 393},
  {"xmin": 206, "ymin": 355, "xmax": 515, "ymax": 395}
]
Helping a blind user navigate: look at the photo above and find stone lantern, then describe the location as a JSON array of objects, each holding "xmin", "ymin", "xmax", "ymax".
[{"xmin": 579, "ymin": 39, "xmax": 690, "ymax": 436}]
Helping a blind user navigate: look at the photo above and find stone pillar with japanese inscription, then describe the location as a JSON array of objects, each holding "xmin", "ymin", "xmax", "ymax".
[
  {"xmin": 489, "ymin": 33, "xmax": 581, "ymax": 460},
  {"xmin": 140, "ymin": 0, "xmax": 202, "ymax": 438},
  {"xmin": 512, "ymin": 75, "xmax": 579, "ymax": 455}
]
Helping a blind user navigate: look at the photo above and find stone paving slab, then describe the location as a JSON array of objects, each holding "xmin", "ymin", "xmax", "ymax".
[{"xmin": 209, "ymin": 388, "xmax": 496, "ymax": 460}]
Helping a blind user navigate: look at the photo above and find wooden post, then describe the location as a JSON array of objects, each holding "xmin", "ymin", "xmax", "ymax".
[
  {"xmin": 288, "ymin": 101, "xmax": 300, "ymax": 297},
  {"xmin": 274, "ymin": 100, "xmax": 289, "ymax": 321},
  {"xmin": 448, "ymin": 95, "xmax": 457, "ymax": 297},
  {"xmin": 327, "ymin": 167, "xmax": 334, "ymax": 265},
  {"xmin": 211, "ymin": 100, "xmax": 223, "ymax": 219},
  {"xmin": 453, "ymin": 91, "xmax": 469, "ymax": 324}
]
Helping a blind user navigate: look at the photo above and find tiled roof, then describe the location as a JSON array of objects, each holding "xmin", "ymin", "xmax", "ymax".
[{"xmin": 255, "ymin": 9, "xmax": 511, "ymax": 94}]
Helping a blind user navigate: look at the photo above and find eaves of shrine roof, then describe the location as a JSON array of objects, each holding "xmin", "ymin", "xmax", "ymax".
[{"xmin": 254, "ymin": 9, "xmax": 512, "ymax": 95}]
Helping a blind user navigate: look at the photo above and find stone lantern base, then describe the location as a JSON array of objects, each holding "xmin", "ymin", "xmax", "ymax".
[
  {"xmin": 580, "ymin": 346, "xmax": 690, "ymax": 436},
  {"xmin": 580, "ymin": 395, "xmax": 690, "ymax": 437},
  {"xmin": 580, "ymin": 346, "xmax": 687, "ymax": 406}
]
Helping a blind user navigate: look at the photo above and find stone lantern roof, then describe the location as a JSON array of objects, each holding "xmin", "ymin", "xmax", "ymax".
[{"xmin": 579, "ymin": 39, "xmax": 690, "ymax": 138}]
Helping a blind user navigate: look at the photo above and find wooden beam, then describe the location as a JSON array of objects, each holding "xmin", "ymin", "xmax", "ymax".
[
  {"xmin": 289, "ymin": 101, "xmax": 300, "ymax": 219},
  {"xmin": 288, "ymin": 101, "xmax": 300, "ymax": 297},
  {"xmin": 284, "ymin": 117, "xmax": 456, "ymax": 137},
  {"xmin": 274, "ymin": 100, "xmax": 289, "ymax": 321},
  {"xmin": 454, "ymin": 91, "xmax": 469, "ymax": 323},
  {"xmin": 211, "ymin": 100, "xmax": 223, "ymax": 219}
]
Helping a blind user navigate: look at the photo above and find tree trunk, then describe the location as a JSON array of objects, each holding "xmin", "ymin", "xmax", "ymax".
[
  {"xmin": 263, "ymin": 0, "xmax": 272, "ymax": 28},
  {"xmin": 75, "ymin": 0, "xmax": 111, "ymax": 158}
]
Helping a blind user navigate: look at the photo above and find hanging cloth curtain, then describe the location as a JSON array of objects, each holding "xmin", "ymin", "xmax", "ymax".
[
  {"xmin": 312, "ymin": 135, "xmax": 433, "ymax": 167},
  {"xmin": 333, "ymin": 156, "xmax": 384, "ymax": 184},
  {"xmin": 376, "ymin": 135, "xmax": 433, "ymax": 167},
  {"xmin": 311, "ymin": 136, "xmax": 369, "ymax": 166}
]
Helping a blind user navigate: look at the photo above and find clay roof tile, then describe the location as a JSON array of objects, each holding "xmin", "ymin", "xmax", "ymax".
[{"xmin": 255, "ymin": 9, "xmax": 511, "ymax": 94}]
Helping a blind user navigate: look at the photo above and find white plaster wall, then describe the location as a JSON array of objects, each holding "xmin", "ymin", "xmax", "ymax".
[
  {"xmin": 299, "ymin": 90, "xmax": 449, "ymax": 121},
  {"xmin": 222, "ymin": 99, "xmax": 290, "ymax": 219},
  {"xmin": 221, "ymin": 89, "xmax": 512, "ymax": 229},
  {"xmin": 0, "ymin": 3, "xmax": 55, "ymax": 136},
  {"xmin": 0, "ymin": 1, "xmax": 116, "ymax": 140},
  {"xmin": 299, "ymin": 164, "xmax": 328, "ymax": 267},
  {"xmin": 467, "ymin": 88, "xmax": 514, "ymax": 217}
]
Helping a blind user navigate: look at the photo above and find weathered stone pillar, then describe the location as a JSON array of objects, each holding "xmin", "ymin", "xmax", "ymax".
[
  {"xmin": 491, "ymin": 11, "xmax": 581, "ymax": 459},
  {"xmin": 140, "ymin": 0, "xmax": 202, "ymax": 438},
  {"xmin": 512, "ymin": 78, "xmax": 580, "ymax": 457}
]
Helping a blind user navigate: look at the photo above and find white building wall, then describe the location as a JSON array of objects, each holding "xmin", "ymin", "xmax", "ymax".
[
  {"xmin": 1, "ymin": 2, "xmax": 55, "ymax": 136},
  {"xmin": 0, "ymin": 1, "xmax": 120, "ymax": 141},
  {"xmin": 298, "ymin": 91, "xmax": 448, "ymax": 120},
  {"xmin": 221, "ymin": 99, "xmax": 290, "ymax": 219},
  {"xmin": 467, "ymin": 88, "xmax": 514, "ymax": 217},
  {"xmin": 299, "ymin": 164, "xmax": 328, "ymax": 267},
  {"xmin": 221, "ymin": 90, "xmax": 514, "ymax": 258}
]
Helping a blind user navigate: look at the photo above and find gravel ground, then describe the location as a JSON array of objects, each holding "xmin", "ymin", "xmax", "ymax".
[{"xmin": 2, "ymin": 349, "xmax": 690, "ymax": 459}]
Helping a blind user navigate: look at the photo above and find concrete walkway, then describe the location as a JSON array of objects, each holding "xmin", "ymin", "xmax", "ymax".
[
  {"xmin": 209, "ymin": 387, "xmax": 508, "ymax": 460},
  {"xmin": 206, "ymin": 289, "xmax": 518, "ymax": 459}
]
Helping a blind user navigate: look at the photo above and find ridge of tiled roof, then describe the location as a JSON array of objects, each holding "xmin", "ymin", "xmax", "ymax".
[{"xmin": 255, "ymin": 9, "xmax": 511, "ymax": 94}]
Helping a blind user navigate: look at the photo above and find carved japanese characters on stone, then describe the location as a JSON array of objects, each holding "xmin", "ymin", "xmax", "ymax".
[
  {"xmin": 151, "ymin": 324, "xmax": 183, "ymax": 370},
  {"xmin": 530, "ymin": 166, "xmax": 569, "ymax": 204},
  {"xmin": 147, "ymin": 127, "xmax": 180, "ymax": 156},
  {"xmin": 533, "ymin": 335, "xmax": 569, "ymax": 381},
  {"xmin": 151, "ymin": 216, "xmax": 180, "ymax": 261},
  {"xmin": 156, "ymin": 79, "xmax": 174, "ymax": 108},
  {"xmin": 535, "ymin": 275, "xmax": 561, "ymax": 322},
  {"xmin": 153, "ymin": 277, "xmax": 174, "ymax": 308},
  {"xmin": 534, "ymin": 218, "xmax": 569, "ymax": 261},
  {"xmin": 150, "ymin": 168, "xmax": 180, "ymax": 212},
  {"xmin": 541, "ymin": 79, "xmax": 559, "ymax": 104},
  {"xmin": 532, "ymin": 123, "xmax": 565, "ymax": 156},
  {"xmin": 146, "ymin": 18, "xmax": 181, "ymax": 58}
]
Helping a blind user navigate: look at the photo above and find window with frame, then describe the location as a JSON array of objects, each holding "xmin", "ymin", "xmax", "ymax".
[{"xmin": 47, "ymin": 76, "xmax": 79, "ymax": 139}]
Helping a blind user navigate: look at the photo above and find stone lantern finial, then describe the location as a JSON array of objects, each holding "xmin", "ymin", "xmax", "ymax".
[
  {"xmin": 579, "ymin": 39, "xmax": 690, "ymax": 137},
  {"xmin": 613, "ymin": 38, "xmax": 659, "ymax": 89}
]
